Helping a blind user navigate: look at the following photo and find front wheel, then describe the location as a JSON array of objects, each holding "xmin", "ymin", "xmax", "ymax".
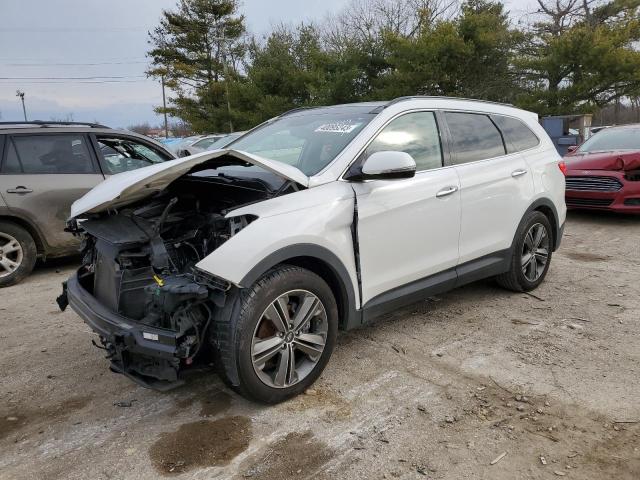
[
  {"xmin": 496, "ymin": 211, "xmax": 553, "ymax": 292},
  {"xmin": 212, "ymin": 265, "xmax": 338, "ymax": 403}
]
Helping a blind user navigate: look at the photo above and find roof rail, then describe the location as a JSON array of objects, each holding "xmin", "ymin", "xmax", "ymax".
[
  {"xmin": 0, "ymin": 121, "xmax": 110, "ymax": 129},
  {"xmin": 373, "ymin": 96, "xmax": 514, "ymax": 112},
  {"xmin": 278, "ymin": 106, "xmax": 316, "ymax": 118}
]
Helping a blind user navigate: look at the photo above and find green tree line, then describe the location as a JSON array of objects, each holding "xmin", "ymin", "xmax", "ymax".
[{"xmin": 147, "ymin": 0, "xmax": 640, "ymax": 133}]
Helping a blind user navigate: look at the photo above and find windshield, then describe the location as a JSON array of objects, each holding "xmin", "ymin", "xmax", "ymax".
[
  {"xmin": 229, "ymin": 111, "xmax": 376, "ymax": 175},
  {"xmin": 578, "ymin": 127, "xmax": 640, "ymax": 153}
]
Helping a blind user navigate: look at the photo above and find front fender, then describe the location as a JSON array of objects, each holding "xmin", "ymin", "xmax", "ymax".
[{"xmin": 194, "ymin": 182, "xmax": 360, "ymax": 310}]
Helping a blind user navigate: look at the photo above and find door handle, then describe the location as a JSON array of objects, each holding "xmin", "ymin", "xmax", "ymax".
[
  {"xmin": 436, "ymin": 186, "xmax": 458, "ymax": 198},
  {"xmin": 511, "ymin": 169, "xmax": 528, "ymax": 178},
  {"xmin": 6, "ymin": 186, "xmax": 33, "ymax": 194}
]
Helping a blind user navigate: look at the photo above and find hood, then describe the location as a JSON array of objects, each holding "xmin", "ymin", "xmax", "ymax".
[
  {"xmin": 70, "ymin": 149, "xmax": 309, "ymax": 218},
  {"xmin": 565, "ymin": 150, "xmax": 640, "ymax": 172}
]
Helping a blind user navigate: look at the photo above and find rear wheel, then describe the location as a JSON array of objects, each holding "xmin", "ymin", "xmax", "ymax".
[
  {"xmin": 212, "ymin": 265, "xmax": 338, "ymax": 403},
  {"xmin": 0, "ymin": 221, "xmax": 37, "ymax": 287},
  {"xmin": 496, "ymin": 211, "xmax": 553, "ymax": 292}
]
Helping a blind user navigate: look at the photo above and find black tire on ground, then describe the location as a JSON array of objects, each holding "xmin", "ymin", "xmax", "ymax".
[
  {"xmin": 211, "ymin": 265, "xmax": 338, "ymax": 404},
  {"xmin": 0, "ymin": 221, "xmax": 37, "ymax": 288},
  {"xmin": 496, "ymin": 210, "xmax": 553, "ymax": 292}
]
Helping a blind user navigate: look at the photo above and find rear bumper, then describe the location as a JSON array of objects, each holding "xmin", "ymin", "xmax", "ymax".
[
  {"xmin": 565, "ymin": 170, "xmax": 640, "ymax": 214},
  {"xmin": 64, "ymin": 273, "xmax": 184, "ymax": 389}
]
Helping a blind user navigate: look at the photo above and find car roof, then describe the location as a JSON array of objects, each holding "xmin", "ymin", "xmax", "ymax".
[
  {"xmin": 280, "ymin": 96, "xmax": 522, "ymax": 119},
  {"xmin": 0, "ymin": 122, "xmax": 174, "ymax": 154}
]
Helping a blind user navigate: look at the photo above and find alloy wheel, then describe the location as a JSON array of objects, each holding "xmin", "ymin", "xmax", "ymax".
[
  {"xmin": 0, "ymin": 232, "xmax": 23, "ymax": 279},
  {"xmin": 521, "ymin": 223, "xmax": 549, "ymax": 282},
  {"xmin": 251, "ymin": 289, "xmax": 328, "ymax": 389}
]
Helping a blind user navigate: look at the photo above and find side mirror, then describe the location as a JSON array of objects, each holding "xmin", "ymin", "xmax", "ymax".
[
  {"xmin": 345, "ymin": 151, "xmax": 416, "ymax": 181},
  {"xmin": 566, "ymin": 145, "xmax": 578, "ymax": 154}
]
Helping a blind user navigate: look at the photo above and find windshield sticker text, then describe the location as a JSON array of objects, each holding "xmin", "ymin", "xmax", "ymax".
[{"xmin": 315, "ymin": 122, "xmax": 361, "ymax": 134}]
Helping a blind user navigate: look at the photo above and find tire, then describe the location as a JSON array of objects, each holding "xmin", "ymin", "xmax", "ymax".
[
  {"xmin": 211, "ymin": 265, "xmax": 338, "ymax": 403},
  {"xmin": 496, "ymin": 211, "xmax": 553, "ymax": 292},
  {"xmin": 0, "ymin": 221, "xmax": 37, "ymax": 288}
]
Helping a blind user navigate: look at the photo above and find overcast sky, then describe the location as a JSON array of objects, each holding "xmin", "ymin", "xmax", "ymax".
[{"xmin": 0, "ymin": 0, "xmax": 537, "ymax": 128}]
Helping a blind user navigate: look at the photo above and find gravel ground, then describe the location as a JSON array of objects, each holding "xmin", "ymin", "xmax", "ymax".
[{"xmin": 1, "ymin": 210, "xmax": 639, "ymax": 480}]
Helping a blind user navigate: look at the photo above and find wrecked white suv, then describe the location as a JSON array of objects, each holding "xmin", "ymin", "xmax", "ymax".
[{"xmin": 58, "ymin": 97, "xmax": 566, "ymax": 403}]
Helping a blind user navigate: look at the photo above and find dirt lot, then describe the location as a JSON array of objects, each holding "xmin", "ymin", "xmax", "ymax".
[{"xmin": 1, "ymin": 210, "xmax": 639, "ymax": 480}]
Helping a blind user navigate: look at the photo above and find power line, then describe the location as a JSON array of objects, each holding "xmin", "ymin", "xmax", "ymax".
[
  {"xmin": 0, "ymin": 56, "xmax": 146, "ymax": 61},
  {"xmin": 0, "ymin": 75, "xmax": 146, "ymax": 80},
  {"xmin": 0, "ymin": 79, "xmax": 150, "ymax": 84},
  {"xmin": 3, "ymin": 61, "xmax": 149, "ymax": 66},
  {"xmin": 0, "ymin": 26, "xmax": 147, "ymax": 32}
]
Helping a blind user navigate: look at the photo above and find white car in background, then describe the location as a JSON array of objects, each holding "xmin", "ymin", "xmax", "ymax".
[
  {"xmin": 59, "ymin": 97, "xmax": 566, "ymax": 403},
  {"xmin": 177, "ymin": 134, "xmax": 226, "ymax": 157},
  {"xmin": 205, "ymin": 131, "xmax": 247, "ymax": 151}
]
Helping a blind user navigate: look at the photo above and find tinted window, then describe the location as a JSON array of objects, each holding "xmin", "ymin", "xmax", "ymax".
[
  {"xmin": 3, "ymin": 134, "xmax": 94, "ymax": 174},
  {"xmin": 492, "ymin": 115, "xmax": 539, "ymax": 153},
  {"xmin": 445, "ymin": 112, "xmax": 505, "ymax": 164},
  {"xmin": 364, "ymin": 112, "xmax": 442, "ymax": 171},
  {"xmin": 97, "ymin": 137, "xmax": 171, "ymax": 174}
]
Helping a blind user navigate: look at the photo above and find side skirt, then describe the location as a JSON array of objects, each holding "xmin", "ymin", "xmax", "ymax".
[{"xmin": 357, "ymin": 249, "xmax": 510, "ymax": 326}]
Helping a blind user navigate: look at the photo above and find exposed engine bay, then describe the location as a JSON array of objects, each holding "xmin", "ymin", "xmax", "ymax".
[{"xmin": 60, "ymin": 159, "xmax": 301, "ymax": 388}]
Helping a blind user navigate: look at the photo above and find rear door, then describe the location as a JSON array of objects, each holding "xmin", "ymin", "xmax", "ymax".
[
  {"xmin": 0, "ymin": 133, "xmax": 104, "ymax": 254},
  {"xmin": 443, "ymin": 111, "xmax": 534, "ymax": 265}
]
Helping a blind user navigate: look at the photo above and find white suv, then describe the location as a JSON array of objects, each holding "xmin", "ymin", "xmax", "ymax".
[{"xmin": 59, "ymin": 97, "xmax": 566, "ymax": 403}]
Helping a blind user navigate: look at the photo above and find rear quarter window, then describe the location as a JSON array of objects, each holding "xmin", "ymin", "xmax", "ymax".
[{"xmin": 492, "ymin": 115, "xmax": 540, "ymax": 153}]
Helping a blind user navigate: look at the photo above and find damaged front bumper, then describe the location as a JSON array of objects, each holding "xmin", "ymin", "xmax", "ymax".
[{"xmin": 61, "ymin": 273, "xmax": 189, "ymax": 390}]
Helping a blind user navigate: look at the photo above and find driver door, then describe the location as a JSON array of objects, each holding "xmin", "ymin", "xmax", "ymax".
[{"xmin": 351, "ymin": 111, "xmax": 461, "ymax": 307}]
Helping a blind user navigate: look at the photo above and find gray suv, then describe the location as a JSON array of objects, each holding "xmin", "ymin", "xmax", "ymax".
[{"xmin": 0, "ymin": 122, "xmax": 175, "ymax": 287}]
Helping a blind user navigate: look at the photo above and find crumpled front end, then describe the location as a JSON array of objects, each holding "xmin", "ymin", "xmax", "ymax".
[
  {"xmin": 58, "ymin": 157, "xmax": 302, "ymax": 389},
  {"xmin": 62, "ymin": 270, "xmax": 221, "ymax": 389}
]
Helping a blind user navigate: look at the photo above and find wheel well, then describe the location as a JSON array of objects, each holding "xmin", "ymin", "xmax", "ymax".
[
  {"xmin": 533, "ymin": 205, "xmax": 558, "ymax": 250},
  {"xmin": 278, "ymin": 256, "xmax": 350, "ymax": 330},
  {"xmin": 0, "ymin": 215, "xmax": 44, "ymax": 254}
]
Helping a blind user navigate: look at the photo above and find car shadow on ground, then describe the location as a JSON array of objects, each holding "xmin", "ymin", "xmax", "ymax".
[{"xmin": 566, "ymin": 209, "xmax": 640, "ymax": 226}]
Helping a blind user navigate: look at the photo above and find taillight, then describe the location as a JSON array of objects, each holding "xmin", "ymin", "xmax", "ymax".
[{"xmin": 558, "ymin": 161, "xmax": 567, "ymax": 176}]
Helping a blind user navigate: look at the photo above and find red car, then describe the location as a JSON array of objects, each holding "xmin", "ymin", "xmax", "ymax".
[{"xmin": 563, "ymin": 124, "xmax": 640, "ymax": 213}]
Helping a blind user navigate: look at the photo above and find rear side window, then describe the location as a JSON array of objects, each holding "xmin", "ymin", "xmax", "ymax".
[
  {"xmin": 2, "ymin": 134, "xmax": 95, "ymax": 174},
  {"xmin": 492, "ymin": 115, "xmax": 539, "ymax": 153},
  {"xmin": 445, "ymin": 112, "xmax": 505, "ymax": 164},
  {"xmin": 364, "ymin": 111, "xmax": 443, "ymax": 171}
]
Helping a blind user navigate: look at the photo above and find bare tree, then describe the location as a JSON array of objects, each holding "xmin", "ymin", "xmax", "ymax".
[
  {"xmin": 529, "ymin": 0, "xmax": 609, "ymax": 36},
  {"xmin": 323, "ymin": 0, "xmax": 458, "ymax": 53},
  {"xmin": 127, "ymin": 122, "xmax": 153, "ymax": 135}
]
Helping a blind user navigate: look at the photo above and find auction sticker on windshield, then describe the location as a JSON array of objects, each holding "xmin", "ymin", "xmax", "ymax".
[{"xmin": 315, "ymin": 122, "xmax": 361, "ymax": 134}]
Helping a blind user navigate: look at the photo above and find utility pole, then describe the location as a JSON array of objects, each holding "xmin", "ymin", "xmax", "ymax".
[
  {"xmin": 213, "ymin": 33, "xmax": 233, "ymax": 132},
  {"xmin": 16, "ymin": 90, "xmax": 27, "ymax": 121},
  {"xmin": 161, "ymin": 76, "xmax": 169, "ymax": 139}
]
